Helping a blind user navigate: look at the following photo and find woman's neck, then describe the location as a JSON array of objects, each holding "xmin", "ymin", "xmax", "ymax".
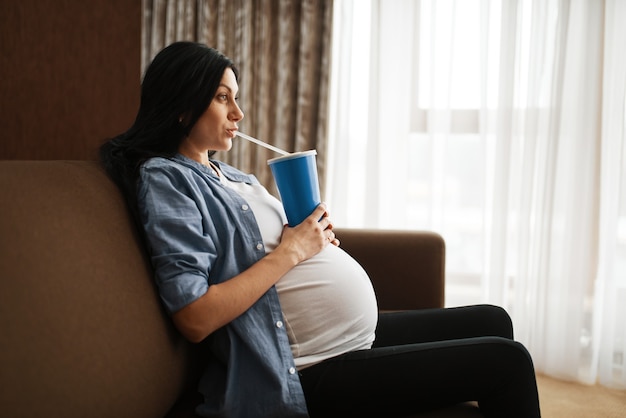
[{"xmin": 178, "ymin": 143, "xmax": 210, "ymax": 166}]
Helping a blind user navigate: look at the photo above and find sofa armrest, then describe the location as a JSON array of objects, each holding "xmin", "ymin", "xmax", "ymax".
[{"xmin": 334, "ymin": 228, "xmax": 445, "ymax": 311}]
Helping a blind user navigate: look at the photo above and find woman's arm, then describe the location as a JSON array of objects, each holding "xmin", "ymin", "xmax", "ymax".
[{"xmin": 172, "ymin": 203, "xmax": 337, "ymax": 343}]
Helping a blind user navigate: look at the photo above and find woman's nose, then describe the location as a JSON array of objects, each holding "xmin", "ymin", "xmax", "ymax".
[{"xmin": 231, "ymin": 102, "xmax": 244, "ymax": 121}]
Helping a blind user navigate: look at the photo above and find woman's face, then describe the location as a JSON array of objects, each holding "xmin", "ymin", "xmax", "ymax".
[{"xmin": 180, "ymin": 67, "xmax": 244, "ymax": 158}]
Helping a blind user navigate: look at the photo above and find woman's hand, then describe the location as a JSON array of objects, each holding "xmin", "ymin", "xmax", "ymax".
[
  {"xmin": 276, "ymin": 203, "xmax": 339, "ymax": 264},
  {"xmin": 321, "ymin": 204, "xmax": 340, "ymax": 247}
]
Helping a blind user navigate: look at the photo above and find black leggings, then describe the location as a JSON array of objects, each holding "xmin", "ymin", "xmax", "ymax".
[{"xmin": 298, "ymin": 305, "xmax": 541, "ymax": 418}]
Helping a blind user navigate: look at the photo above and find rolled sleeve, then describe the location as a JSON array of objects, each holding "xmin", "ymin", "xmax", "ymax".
[{"xmin": 138, "ymin": 163, "xmax": 215, "ymax": 313}]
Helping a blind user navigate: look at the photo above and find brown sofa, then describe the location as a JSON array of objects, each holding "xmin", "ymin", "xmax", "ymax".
[{"xmin": 0, "ymin": 160, "xmax": 482, "ymax": 417}]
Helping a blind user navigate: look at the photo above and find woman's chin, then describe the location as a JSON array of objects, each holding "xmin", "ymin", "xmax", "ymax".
[{"xmin": 213, "ymin": 140, "xmax": 232, "ymax": 152}]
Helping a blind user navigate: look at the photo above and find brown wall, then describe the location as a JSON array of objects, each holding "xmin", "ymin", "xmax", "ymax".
[{"xmin": 0, "ymin": 0, "xmax": 141, "ymax": 160}]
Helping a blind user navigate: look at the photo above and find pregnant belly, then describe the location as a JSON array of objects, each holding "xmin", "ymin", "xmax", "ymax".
[{"xmin": 275, "ymin": 244, "xmax": 379, "ymax": 369}]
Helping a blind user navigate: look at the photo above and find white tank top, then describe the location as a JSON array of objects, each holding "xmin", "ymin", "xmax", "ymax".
[{"xmin": 220, "ymin": 174, "xmax": 378, "ymax": 369}]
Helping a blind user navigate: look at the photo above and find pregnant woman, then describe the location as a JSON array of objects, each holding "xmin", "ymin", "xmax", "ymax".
[{"xmin": 99, "ymin": 41, "xmax": 541, "ymax": 418}]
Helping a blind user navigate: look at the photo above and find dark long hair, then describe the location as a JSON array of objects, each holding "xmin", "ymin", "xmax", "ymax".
[{"xmin": 99, "ymin": 42, "xmax": 239, "ymax": 206}]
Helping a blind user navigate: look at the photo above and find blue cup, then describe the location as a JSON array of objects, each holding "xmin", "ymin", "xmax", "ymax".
[{"xmin": 268, "ymin": 150, "xmax": 321, "ymax": 226}]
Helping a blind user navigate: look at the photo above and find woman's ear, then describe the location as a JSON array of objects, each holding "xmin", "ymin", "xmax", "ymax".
[{"xmin": 179, "ymin": 111, "xmax": 191, "ymax": 124}]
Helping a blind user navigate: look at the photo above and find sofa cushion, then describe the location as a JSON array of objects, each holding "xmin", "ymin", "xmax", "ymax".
[{"xmin": 0, "ymin": 161, "xmax": 193, "ymax": 418}]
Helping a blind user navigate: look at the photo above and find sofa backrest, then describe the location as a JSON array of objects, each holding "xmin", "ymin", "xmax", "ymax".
[{"xmin": 0, "ymin": 161, "xmax": 193, "ymax": 418}]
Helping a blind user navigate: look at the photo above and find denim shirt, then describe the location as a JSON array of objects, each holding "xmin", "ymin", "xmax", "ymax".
[{"xmin": 137, "ymin": 155, "xmax": 309, "ymax": 417}]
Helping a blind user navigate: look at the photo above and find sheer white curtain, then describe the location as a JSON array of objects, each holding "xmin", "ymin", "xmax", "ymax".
[{"xmin": 327, "ymin": 0, "xmax": 626, "ymax": 388}]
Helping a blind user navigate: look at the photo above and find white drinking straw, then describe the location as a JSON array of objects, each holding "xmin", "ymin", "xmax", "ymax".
[{"xmin": 235, "ymin": 132, "xmax": 290, "ymax": 156}]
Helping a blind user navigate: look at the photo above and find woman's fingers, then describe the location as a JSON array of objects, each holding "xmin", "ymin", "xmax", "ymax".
[
  {"xmin": 323, "ymin": 219, "xmax": 340, "ymax": 246},
  {"xmin": 279, "ymin": 203, "xmax": 342, "ymax": 262},
  {"xmin": 313, "ymin": 203, "xmax": 334, "ymax": 229},
  {"xmin": 310, "ymin": 202, "xmax": 328, "ymax": 221}
]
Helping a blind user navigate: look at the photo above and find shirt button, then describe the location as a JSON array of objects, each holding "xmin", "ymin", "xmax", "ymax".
[
  {"xmin": 276, "ymin": 321, "xmax": 283, "ymax": 328},
  {"xmin": 256, "ymin": 243, "xmax": 264, "ymax": 251},
  {"xmin": 242, "ymin": 204, "xmax": 249, "ymax": 211},
  {"xmin": 288, "ymin": 367, "xmax": 296, "ymax": 375}
]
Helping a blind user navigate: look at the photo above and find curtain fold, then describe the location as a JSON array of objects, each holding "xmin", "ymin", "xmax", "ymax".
[
  {"xmin": 595, "ymin": 0, "xmax": 626, "ymax": 389},
  {"xmin": 488, "ymin": 0, "xmax": 604, "ymax": 385},
  {"xmin": 329, "ymin": 0, "xmax": 626, "ymax": 389},
  {"xmin": 142, "ymin": 0, "xmax": 333, "ymax": 196}
]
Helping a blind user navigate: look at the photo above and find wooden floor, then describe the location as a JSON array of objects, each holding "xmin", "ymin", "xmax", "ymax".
[
  {"xmin": 537, "ymin": 374, "xmax": 626, "ymax": 418},
  {"xmin": 412, "ymin": 374, "xmax": 626, "ymax": 417}
]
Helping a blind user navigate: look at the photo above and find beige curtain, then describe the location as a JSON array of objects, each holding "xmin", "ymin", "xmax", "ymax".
[{"xmin": 142, "ymin": 0, "xmax": 333, "ymax": 197}]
